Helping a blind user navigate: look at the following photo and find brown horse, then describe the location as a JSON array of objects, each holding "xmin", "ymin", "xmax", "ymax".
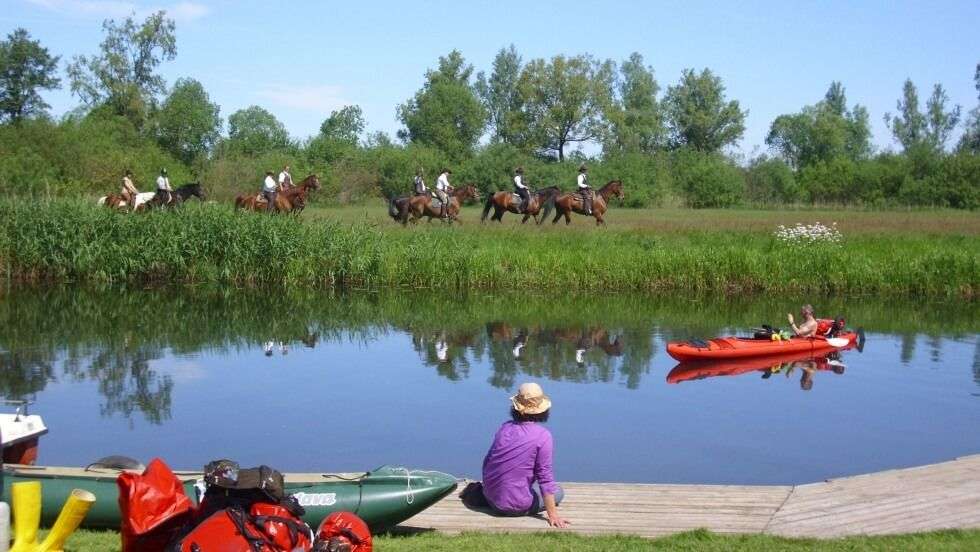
[
  {"xmin": 235, "ymin": 174, "xmax": 320, "ymax": 213},
  {"xmin": 99, "ymin": 193, "xmax": 129, "ymax": 211},
  {"xmin": 480, "ymin": 186, "xmax": 561, "ymax": 224},
  {"xmin": 397, "ymin": 185, "xmax": 480, "ymax": 225},
  {"xmin": 541, "ymin": 180, "xmax": 624, "ymax": 226}
]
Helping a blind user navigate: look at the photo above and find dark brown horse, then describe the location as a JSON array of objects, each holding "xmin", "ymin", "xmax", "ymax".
[
  {"xmin": 541, "ymin": 180, "xmax": 624, "ymax": 226},
  {"xmin": 235, "ymin": 174, "xmax": 320, "ymax": 213},
  {"xmin": 480, "ymin": 186, "xmax": 561, "ymax": 224},
  {"xmin": 392, "ymin": 185, "xmax": 480, "ymax": 225}
]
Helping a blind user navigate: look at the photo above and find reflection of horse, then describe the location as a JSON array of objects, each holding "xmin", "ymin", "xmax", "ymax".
[
  {"xmin": 143, "ymin": 183, "xmax": 207, "ymax": 210},
  {"xmin": 235, "ymin": 174, "xmax": 321, "ymax": 213},
  {"xmin": 541, "ymin": 180, "xmax": 624, "ymax": 226},
  {"xmin": 389, "ymin": 185, "xmax": 481, "ymax": 225},
  {"xmin": 481, "ymin": 186, "xmax": 562, "ymax": 224}
]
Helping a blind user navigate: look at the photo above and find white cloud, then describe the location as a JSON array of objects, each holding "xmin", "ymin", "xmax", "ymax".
[
  {"xmin": 256, "ymin": 84, "xmax": 350, "ymax": 115},
  {"xmin": 26, "ymin": 0, "xmax": 210, "ymax": 22}
]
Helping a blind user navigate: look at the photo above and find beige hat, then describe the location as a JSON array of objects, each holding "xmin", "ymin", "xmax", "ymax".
[{"xmin": 511, "ymin": 382, "xmax": 552, "ymax": 415}]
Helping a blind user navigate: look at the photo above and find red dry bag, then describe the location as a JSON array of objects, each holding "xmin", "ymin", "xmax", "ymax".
[
  {"xmin": 118, "ymin": 457, "xmax": 194, "ymax": 552},
  {"xmin": 314, "ymin": 512, "xmax": 372, "ymax": 552}
]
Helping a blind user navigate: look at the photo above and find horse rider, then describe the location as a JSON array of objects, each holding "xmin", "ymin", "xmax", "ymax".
[
  {"xmin": 514, "ymin": 167, "xmax": 530, "ymax": 213},
  {"xmin": 155, "ymin": 168, "xmax": 173, "ymax": 205},
  {"xmin": 121, "ymin": 169, "xmax": 139, "ymax": 209},
  {"xmin": 577, "ymin": 164, "xmax": 592, "ymax": 216},
  {"xmin": 278, "ymin": 164, "xmax": 293, "ymax": 191},
  {"xmin": 414, "ymin": 168, "xmax": 428, "ymax": 196},
  {"xmin": 436, "ymin": 168, "xmax": 453, "ymax": 219},
  {"xmin": 263, "ymin": 170, "xmax": 278, "ymax": 212}
]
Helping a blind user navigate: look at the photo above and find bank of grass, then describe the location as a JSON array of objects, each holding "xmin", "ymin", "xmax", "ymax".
[
  {"xmin": 51, "ymin": 527, "xmax": 980, "ymax": 551},
  {"xmin": 1, "ymin": 200, "xmax": 977, "ymax": 296}
]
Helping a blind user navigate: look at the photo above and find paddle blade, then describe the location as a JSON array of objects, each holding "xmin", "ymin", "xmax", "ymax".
[{"xmin": 856, "ymin": 328, "xmax": 866, "ymax": 353}]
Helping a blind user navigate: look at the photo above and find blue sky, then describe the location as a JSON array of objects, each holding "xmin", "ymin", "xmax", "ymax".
[{"xmin": 5, "ymin": 0, "xmax": 979, "ymax": 156}]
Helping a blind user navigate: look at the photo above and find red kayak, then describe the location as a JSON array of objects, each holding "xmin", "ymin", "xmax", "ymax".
[
  {"xmin": 666, "ymin": 331, "xmax": 858, "ymax": 362},
  {"xmin": 666, "ymin": 348, "xmax": 850, "ymax": 384}
]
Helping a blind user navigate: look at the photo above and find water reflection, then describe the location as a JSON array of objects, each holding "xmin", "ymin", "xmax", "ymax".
[
  {"xmin": 0, "ymin": 287, "xmax": 978, "ymax": 426},
  {"xmin": 668, "ymin": 350, "xmax": 849, "ymax": 391}
]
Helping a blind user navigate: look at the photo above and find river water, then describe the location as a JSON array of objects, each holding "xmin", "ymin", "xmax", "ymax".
[{"xmin": 1, "ymin": 287, "xmax": 977, "ymax": 485}]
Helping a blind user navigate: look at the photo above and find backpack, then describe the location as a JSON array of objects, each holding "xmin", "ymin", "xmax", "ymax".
[{"xmin": 118, "ymin": 458, "xmax": 195, "ymax": 552}]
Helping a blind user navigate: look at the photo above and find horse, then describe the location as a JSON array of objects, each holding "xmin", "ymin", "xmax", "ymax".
[
  {"xmin": 391, "ymin": 185, "xmax": 481, "ymax": 225},
  {"xmin": 142, "ymin": 182, "xmax": 207, "ymax": 210},
  {"xmin": 235, "ymin": 174, "xmax": 320, "ymax": 213},
  {"xmin": 541, "ymin": 180, "xmax": 624, "ymax": 226},
  {"xmin": 480, "ymin": 186, "xmax": 562, "ymax": 224},
  {"xmin": 98, "ymin": 193, "xmax": 130, "ymax": 211}
]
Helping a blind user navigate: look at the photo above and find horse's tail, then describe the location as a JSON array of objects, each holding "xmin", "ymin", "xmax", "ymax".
[
  {"xmin": 387, "ymin": 197, "xmax": 401, "ymax": 220},
  {"xmin": 540, "ymin": 195, "xmax": 556, "ymax": 224},
  {"xmin": 481, "ymin": 192, "xmax": 495, "ymax": 222},
  {"xmin": 97, "ymin": 196, "xmax": 107, "ymax": 206},
  {"xmin": 234, "ymin": 195, "xmax": 245, "ymax": 210}
]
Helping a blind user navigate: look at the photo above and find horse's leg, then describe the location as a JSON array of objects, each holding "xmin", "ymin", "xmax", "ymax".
[
  {"xmin": 552, "ymin": 209, "xmax": 562, "ymax": 224},
  {"xmin": 565, "ymin": 211, "xmax": 572, "ymax": 225},
  {"xmin": 521, "ymin": 213, "xmax": 530, "ymax": 224}
]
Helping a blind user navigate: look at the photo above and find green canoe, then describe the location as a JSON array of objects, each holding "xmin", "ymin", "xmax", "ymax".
[{"xmin": 1, "ymin": 464, "xmax": 457, "ymax": 531}]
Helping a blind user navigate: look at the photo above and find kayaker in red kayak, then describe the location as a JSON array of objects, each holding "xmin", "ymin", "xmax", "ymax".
[{"xmin": 787, "ymin": 304, "xmax": 818, "ymax": 337}]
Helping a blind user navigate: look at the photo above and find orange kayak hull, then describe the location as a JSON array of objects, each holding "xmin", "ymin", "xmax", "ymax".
[{"xmin": 666, "ymin": 332, "xmax": 858, "ymax": 362}]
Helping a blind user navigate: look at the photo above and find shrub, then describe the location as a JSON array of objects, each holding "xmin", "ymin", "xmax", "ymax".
[
  {"xmin": 670, "ymin": 149, "xmax": 745, "ymax": 208},
  {"xmin": 746, "ymin": 157, "xmax": 799, "ymax": 204}
]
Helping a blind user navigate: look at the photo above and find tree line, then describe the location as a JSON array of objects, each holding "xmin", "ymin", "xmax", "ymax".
[{"xmin": 0, "ymin": 12, "xmax": 977, "ymax": 208}]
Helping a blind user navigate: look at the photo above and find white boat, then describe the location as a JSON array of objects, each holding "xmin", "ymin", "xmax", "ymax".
[{"xmin": 0, "ymin": 401, "xmax": 47, "ymax": 465}]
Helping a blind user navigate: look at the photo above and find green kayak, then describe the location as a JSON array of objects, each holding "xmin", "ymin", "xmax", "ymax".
[{"xmin": 1, "ymin": 464, "xmax": 457, "ymax": 531}]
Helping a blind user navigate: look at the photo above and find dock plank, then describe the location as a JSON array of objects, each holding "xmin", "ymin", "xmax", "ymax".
[{"xmin": 399, "ymin": 454, "xmax": 980, "ymax": 539}]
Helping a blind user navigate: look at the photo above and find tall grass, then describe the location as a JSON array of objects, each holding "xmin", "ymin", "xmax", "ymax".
[{"xmin": 0, "ymin": 200, "xmax": 976, "ymax": 296}]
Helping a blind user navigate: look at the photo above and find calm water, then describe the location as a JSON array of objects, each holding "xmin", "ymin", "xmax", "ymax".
[{"xmin": 1, "ymin": 287, "xmax": 978, "ymax": 485}]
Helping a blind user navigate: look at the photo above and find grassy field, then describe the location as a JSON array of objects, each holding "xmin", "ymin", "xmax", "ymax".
[
  {"xmin": 49, "ymin": 527, "xmax": 980, "ymax": 551},
  {"xmin": 0, "ymin": 201, "xmax": 977, "ymax": 296},
  {"xmin": 310, "ymin": 203, "xmax": 980, "ymax": 236}
]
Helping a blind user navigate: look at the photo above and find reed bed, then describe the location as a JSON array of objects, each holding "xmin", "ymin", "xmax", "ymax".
[{"xmin": 0, "ymin": 200, "xmax": 976, "ymax": 297}]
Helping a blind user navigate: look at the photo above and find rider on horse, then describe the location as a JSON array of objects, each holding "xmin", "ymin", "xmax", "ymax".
[
  {"xmin": 577, "ymin": 164, "xmax": 592, "ymax": 216},
  {"xmin": 278, "ymin": 164, "xmax": 293, "ymax": 190},
  {"xmin": 414, "ymin": 168, "xmax": 428, "ymax": 196},
  {"xmin": 513, "ymin": 167, "xmax": 530, "ymax": 213},
  {"xmin": 121, "ymin": 169, "xmax": 138, "ymax": 209},
  {"xmin": 155, "ymin": 168, "xmax": 173, "ymax": 205},
  {"xmin": 436, "ymin": 168, "xmax": 453, "ymax": 219},
  {"xmin": 263, "ymin": 171, "xmax": 278, "ymax": 212}
]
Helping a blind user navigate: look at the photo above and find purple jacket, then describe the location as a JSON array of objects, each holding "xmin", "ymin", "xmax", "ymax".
[{"xmin": 481, "ymin": 421, "xmax": 558, "ymax": 512}]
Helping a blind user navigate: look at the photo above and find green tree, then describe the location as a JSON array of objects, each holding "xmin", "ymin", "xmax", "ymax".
[
  {"xmin": 958, "ymin": 63, "xmax": 980, "ymax": 153},
  {"xmin": 66, "ymin": 11, "xmax": 176, "ymax": 127},
  {"xmin": 604, "ymin": 52, "xmax": 665, "ymax": 154},
  {"xmin": 319, "ymin": 105, "xmax": 365, "ymax": 144},
  {"xmin": 886, "ymin": 79, "xmax": 961, "ymax": 153},
  {"xmin": 475, "ymin": 45, "xmax": 524, "ymax": 145},
  {"xmin": 925, "ymin": 83, "xmax": 961, "ymax": 150},
  {"xmin": 663, "ymin": 68, "xmax": 746, "ymax": 152},
  {"xmin": 152, "ymin": 78, "xmax": 221, "ymax": 165},
  {"xmin": 397, "ymin": 50, "xmax": 486, "ymax": 160},
  {"xmin": 0, "ymin": 28, "xmax": 61, "ymax": 123},
  {"xmin": 225, "ymin": 105, "xmax": 291, "ymax": 155},
  {"xmin": 766, "ymin": 82, "xmax": 872, "ymax": 168},
  {"xmin": 517, "ymin": 54, "xmax": 615, "ymax": 161}
]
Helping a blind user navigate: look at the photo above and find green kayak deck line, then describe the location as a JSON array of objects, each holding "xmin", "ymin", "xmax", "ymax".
[{"xmin": 1, "ymin": 464, "xmax": 458, "ymax": 531}]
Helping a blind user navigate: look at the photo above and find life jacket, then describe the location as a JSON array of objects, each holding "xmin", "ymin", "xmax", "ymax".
[
  {"xmin": 816, "ymin": 317, "xmax": 845, "ymax": 337},
  {"xmin": 170, "ymin": 507, "xmax": 277, "ymax": 552}
]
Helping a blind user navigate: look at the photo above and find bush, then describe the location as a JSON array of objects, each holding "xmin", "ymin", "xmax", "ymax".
[
  {"xmin": 670, "ymin": 149, "xmax": 745, "ymax": 208},
  {"xmin": 746, "ymin": 157, "xmax": 799, "ymax": 204}
]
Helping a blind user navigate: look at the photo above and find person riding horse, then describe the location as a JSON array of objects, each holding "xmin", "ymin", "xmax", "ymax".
[
  {"xmin": 436, "ymin": 168, "xmax": 453, "ymax": 219},
  {"xmin": 278, "ymin": 164, "xmax": 293, "ymax": 191},
  {"xmin": 514, "ymin": 167, "xmax": 530, "ymax": 214},
  {"xmin": 263, "ymin": 171, "xmax": 278, "ymax": 212},
  {"xmin": 155, "ymin": 168, "xmax": 173, "ymax": 205},
  {"xmin": 414, "ymin": 168, "xmax": 428, "ymax": 196},
  {"xmin": 577, "ymin": 164, "xmax": 592, "ymax": 216},
  {"xmin": 121, "ymin": 169, "xmax": 138, "ymax": 209}
]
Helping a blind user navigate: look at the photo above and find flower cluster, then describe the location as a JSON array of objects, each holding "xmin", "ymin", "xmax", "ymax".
[{"xmin": 774, "ymin": 222, "xmax": 842, "ymax": 246}]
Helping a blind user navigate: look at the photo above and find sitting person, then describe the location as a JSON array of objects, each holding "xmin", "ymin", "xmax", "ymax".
[
  {"xmin": 513, "ymin": 167, "xmax": 529, "ymax": 213},
  {"xmin": 787, "ymin": 304, "xmax": 818, "ymax": 337},
  {"xmin": 121, "ymin": 169, "xmax": 138, "ymax": 208},
  {"xmin": 481, "ymin": 382, "xmax": 568, "ymax": 528},
  {"xmin": 413, "ymin": 168, "xmax": 428, "ymax": 196},
  {"xmin": 262, "ymin": 171, "xmax": 278, "ymax": 212}
]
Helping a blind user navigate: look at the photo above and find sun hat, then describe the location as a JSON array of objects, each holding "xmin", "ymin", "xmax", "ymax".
[{"xmin": 511, "ymin": 382, "xmax": 552, "ymax": 415}]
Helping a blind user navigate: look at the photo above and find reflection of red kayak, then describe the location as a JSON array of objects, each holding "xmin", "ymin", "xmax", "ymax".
[
  {"xmin": 666, "ymin": 348, "xmax": 849, "ymax": 384},
  {"xmin": 666, "ymin": 331, "xmax": 858, "ymax": 362}
]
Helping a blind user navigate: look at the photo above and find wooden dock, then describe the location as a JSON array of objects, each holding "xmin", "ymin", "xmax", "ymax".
[{"xmin": 400, "ymin": 454, "xmax": 980, "ymax": 538}]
